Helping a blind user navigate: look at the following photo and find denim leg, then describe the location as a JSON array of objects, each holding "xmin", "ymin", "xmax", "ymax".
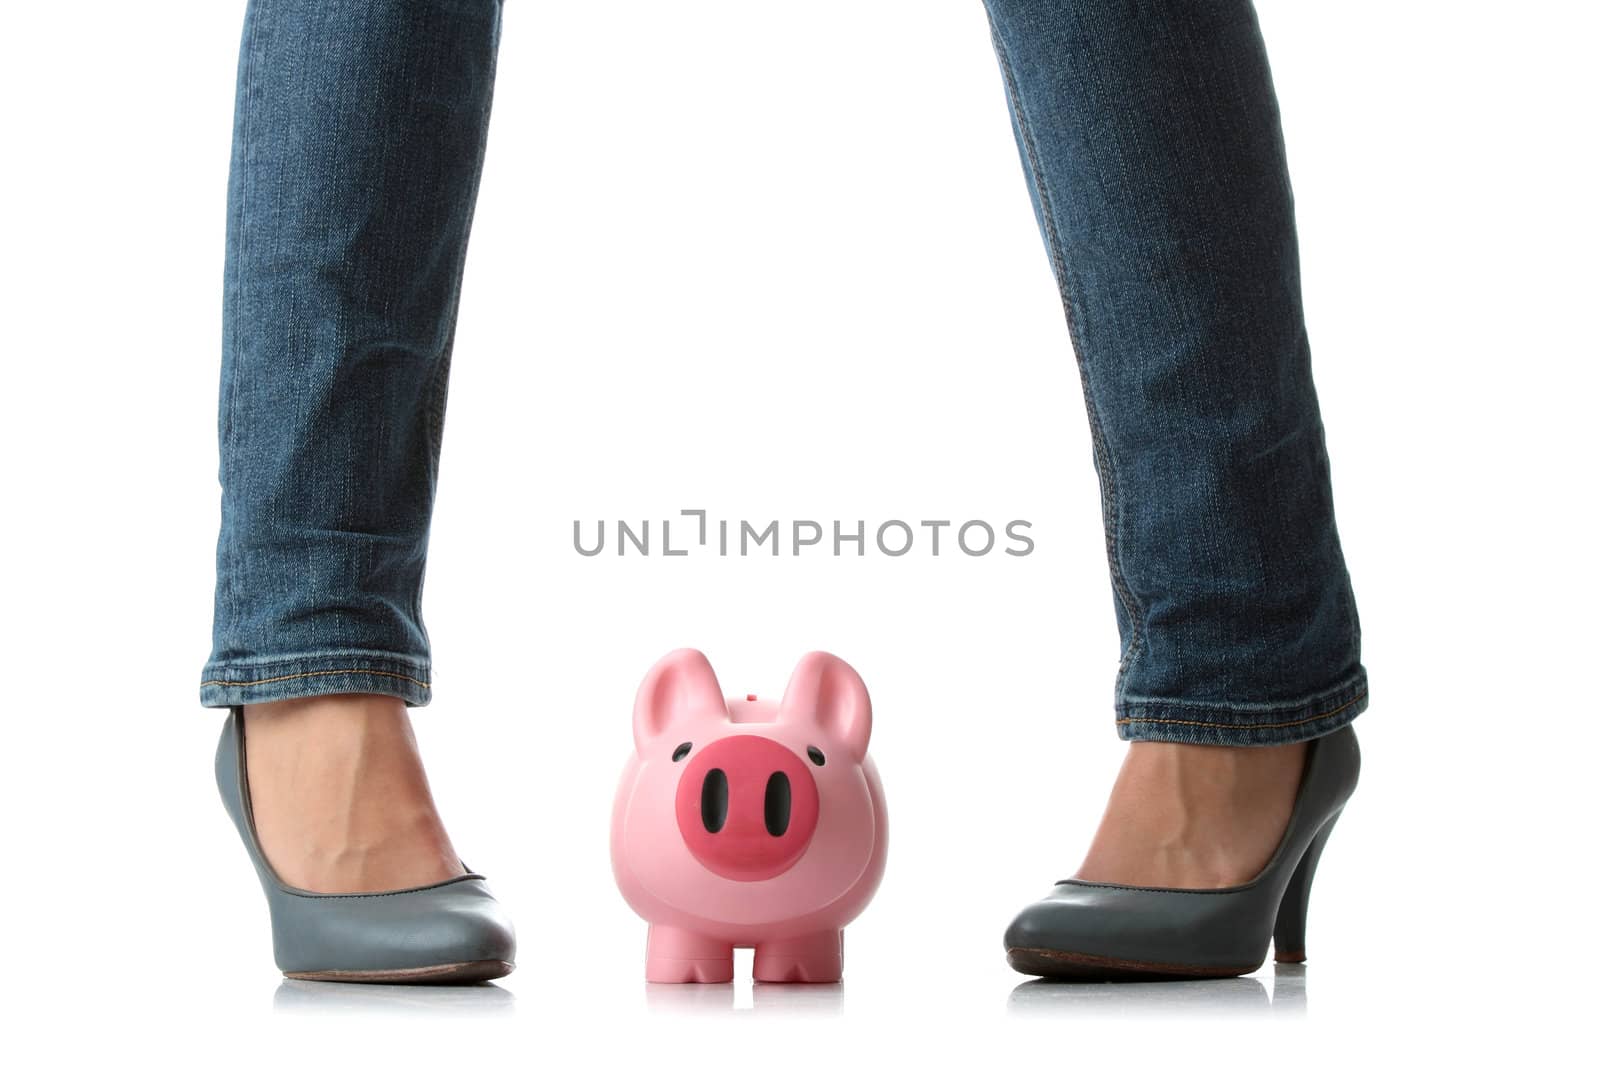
[
  {"xmin": 200, "ymin": 0, "xmax": 504, "ymax": 708},
  {"xmin": 981, "ymin": 0, "xmax": 1367, "ymax": 744}
]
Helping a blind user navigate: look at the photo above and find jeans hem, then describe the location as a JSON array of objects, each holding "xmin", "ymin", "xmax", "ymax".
[
  {"xmin": 1114, "ymin": 669, "xmax": 1368, "ymax": 746},
  {"xmin": 199, "ymin": 653, "xmax": 432, "ymax": 708}
]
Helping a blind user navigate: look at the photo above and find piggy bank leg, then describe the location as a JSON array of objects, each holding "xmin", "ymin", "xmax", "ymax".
[
  {"xmin": 645, "ymin": 925, "xmax": 734, "ymax": 983},
  {"xmin": 753, "ymin": 930, "xmax": 844, "ymax": 983}
]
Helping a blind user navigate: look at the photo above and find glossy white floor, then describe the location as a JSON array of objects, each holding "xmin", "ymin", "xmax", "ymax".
[{"xmin": 4, "ymin": 2, "xmax": 1593, "ymax": 1062}]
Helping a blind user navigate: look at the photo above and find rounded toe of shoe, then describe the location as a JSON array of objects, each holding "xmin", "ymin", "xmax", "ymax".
[
  {"xmin": 1003, "ymin": 896, "xmax": 1075, "ymax": 955},
  {"xmin": 1002, "ymin": 884, "xmax": 1130, "ymax": 975},
  {"xmin": 427, "ymin": 884, "xmax": 517, "ymax": 968}
]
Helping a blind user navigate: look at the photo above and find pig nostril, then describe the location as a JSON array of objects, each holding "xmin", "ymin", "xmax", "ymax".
[
  {"xmin": 701, "ymin": 769, "xmax": 729, "ymax": 833},
  {"xmin": 764, "ymin": 772, "xmax": 792, "ymax": 837}
]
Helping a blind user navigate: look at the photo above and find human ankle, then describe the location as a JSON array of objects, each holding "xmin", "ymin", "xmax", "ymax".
[
  {"xmin": 241, "ymin": 693, "xmax": 464, "ymax": 893},
  {"xmin": 1074, "ymin": 740, "xmax": 1307, "ymax": 888}
]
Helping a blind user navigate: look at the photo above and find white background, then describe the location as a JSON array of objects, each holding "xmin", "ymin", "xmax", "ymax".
[{"xmin": 2, "ymin": 1, "xmax": 1596, "ymax": 1062}]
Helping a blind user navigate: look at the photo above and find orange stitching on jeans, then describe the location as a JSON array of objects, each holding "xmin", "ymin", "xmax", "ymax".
[
  {"xmin": 201, "ymin": 667, "xmax": 430, "ymax": 689},
  {"xmin": 1115, "ymin": 692, "xmax": 1366, "ymax": 731}
]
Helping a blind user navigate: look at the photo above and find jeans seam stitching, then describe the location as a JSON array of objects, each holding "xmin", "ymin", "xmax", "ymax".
[
  {"xmin": 201, "ymin": 667, "xmax": 431, "ymax": 689},
  {"xmin": 415, "ymin": 4, "xmax": 503, "ymax": 640},
  {"xmin": 1115, "ymin": 691, "xmax": 1366, "ymax": 731},
  {"xmin": 987, "ymin": 11, "xmax": 1146, "ymax": 702},
  {"xmin": 219, "ymin": 0, "xmax": 262, "ymax": 648},
  {"xmin": 1116, "ymin": 670, "xmax": 1366, "ymax": 713}
]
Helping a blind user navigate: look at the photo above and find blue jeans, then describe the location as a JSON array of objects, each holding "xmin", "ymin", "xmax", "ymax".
[{"xmin": 201, "ymin": 0, "xmax": 1368, "ymax": 746}]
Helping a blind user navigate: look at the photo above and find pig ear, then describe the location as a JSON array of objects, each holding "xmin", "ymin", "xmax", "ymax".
[
  {"xmin": 633, "ymin": 648, "xmax": 727, "ymax": 753},
  {"xmin": 779, "ymin": 651, "xmax": 872, "ymax": 762}
]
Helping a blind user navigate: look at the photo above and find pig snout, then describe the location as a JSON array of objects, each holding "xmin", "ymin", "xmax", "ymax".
[{"xmin": 673, "ymin": 735, "xmax": 821, "ymax": 882}]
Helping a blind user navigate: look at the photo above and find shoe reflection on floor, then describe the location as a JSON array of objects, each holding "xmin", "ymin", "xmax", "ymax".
[{"xmin": 1007, "ymin": 962, "xmax": 1308, "ymax": 1016}]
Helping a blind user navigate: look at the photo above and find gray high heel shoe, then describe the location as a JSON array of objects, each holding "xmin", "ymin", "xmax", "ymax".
[
  {"xmin": 215, "ymin": 707, "xmax": 516, "ymax": 984},
  {"xmin": 1004, "ymin": 725, "xmax": 1359, "ymax": 979}
]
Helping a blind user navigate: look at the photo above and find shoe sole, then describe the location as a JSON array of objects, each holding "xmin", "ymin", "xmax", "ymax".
[
  {"xmin": 1006, "ymin": 947, "xmax": 1255, "ymax": 980},
  {"xmin": 283, "ymin": 959, "xmax": 514, "ymax": 985}
]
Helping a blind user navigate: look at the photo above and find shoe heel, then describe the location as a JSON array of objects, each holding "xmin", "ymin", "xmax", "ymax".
[{"xmin": 1273, "ymin": 811, "xmax": 1341, "ymax": 964}]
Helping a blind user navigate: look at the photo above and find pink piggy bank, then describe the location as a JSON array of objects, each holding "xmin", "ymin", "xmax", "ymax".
[{"xmin": 611, "ymin": 649, "xmax": 888, "ymax": 983}]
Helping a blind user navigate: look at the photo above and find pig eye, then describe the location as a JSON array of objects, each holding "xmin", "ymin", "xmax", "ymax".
[
  {"xmin": 807, "ymin": 745, "xmax": 826, "ymax": 767},
  {"xmin": 672, "ymin": 742, "xmax": 692, "ymax": 762}
]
